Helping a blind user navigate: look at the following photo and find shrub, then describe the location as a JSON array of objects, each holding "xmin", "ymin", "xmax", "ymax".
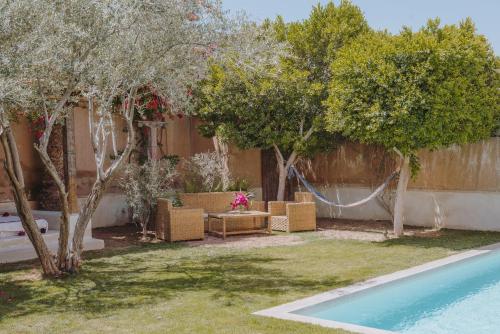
[
  {"xmin": 121, "ymin": 159, "xmax": 178, "ymax": 238},
  {"xmin": 182, "ymin": 152, "xmax": 229, "ymax": 193}
]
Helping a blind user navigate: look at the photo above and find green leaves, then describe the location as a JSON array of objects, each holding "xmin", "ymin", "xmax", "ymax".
[
  {"xmin": 326, "ymin": 20, "xmax": 499, "ymax": 166},
  {"xmin": 194, "ymin": 2, "xmax": 370, "ymax": 160}
]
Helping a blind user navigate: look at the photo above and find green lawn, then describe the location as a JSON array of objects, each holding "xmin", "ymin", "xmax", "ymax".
[{"xmin": 1, "ymin": 230, "xmax": 500, "ymax": 334}]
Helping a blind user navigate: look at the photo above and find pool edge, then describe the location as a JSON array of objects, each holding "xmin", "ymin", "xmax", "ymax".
[{"xmin": 253, "ymin": 241, "xmax": 500, "ymax": 334}]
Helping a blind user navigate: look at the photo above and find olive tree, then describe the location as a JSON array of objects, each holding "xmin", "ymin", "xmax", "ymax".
[
  {"xmin": 326, "ymin": 19, "xmax": 499, "ymax": 236},
  {"xmin": 0, "ymin": 0, "xmax": 242, "ymax": 275},
  {"xmin": 1, "ymin": 0, "xmax": 285, "ymax": 275}
]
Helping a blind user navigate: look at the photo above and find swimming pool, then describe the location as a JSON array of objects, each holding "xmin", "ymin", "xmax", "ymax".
[{"xmin": 255, "ymin": 243, "xmax": 500, "ymax": 334}]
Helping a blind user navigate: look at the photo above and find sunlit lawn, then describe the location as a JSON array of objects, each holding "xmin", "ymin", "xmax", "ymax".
[{"xmin": 1, "ymin": 230, "xmax": 500, "ymax": 334}]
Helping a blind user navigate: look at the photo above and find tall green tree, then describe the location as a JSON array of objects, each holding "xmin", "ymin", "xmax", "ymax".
[
  {"xmin": 196, "ymin": 1, "xmax": 369, "ymax": 200},
  {"xmin": 326, "ymin": 19, "xmax": 499, "ymax": 236},
  {"xmin": 197, "ymin": 62, "xmax": 331, "ymax": 201}
]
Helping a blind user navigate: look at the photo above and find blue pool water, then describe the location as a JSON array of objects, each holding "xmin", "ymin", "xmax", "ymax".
[{"xmin": 294, "ymin": 250, "xmax": 500, "ymax": 333}]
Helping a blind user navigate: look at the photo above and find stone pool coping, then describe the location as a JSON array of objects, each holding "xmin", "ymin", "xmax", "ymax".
[{"xmin": 253, "ymin": 242, "xmax": 500, "ymax": 334}]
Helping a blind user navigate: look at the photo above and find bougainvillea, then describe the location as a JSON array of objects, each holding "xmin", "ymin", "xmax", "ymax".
[{"xmin": 230, "ymin": 192, "xmax": 249, "ymax": 211}]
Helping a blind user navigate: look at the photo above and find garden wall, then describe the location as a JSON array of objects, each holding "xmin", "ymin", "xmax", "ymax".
[
  {"xmin": 0, "ymin": 118, "xmax": 43, "ymax": 203},
  {"xmin": 307, "ymin": 137, "xmax": 500, "ymax": 231},
  {"xmin": 1, "ymin": 108, "xmax": 496, "ymax": 231}
]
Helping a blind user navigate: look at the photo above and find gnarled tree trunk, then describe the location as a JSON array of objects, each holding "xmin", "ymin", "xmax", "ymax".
[
  {"xmin": 70, "ymin": 179, "xmax": 106, "ymax": 269},
  {"xmin": 0, "ymin": 124, "xmax": 60, "ymax": 276},
  {"xmin": 68, "ymin": 89, "xmax": 137, "ymax": 271}
]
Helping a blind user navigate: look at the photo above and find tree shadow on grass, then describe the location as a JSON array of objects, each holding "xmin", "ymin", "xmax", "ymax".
[
  {"xmin": 0, "ymin": 240, "xmax": 189, "ymax": 274},
  {"xmin": 378, "ymin": 229, "xmax": 500, "ymax": 251},
  {"xmin": 0, "ymin": 251, "xmax": 351, "ymax": 321}
]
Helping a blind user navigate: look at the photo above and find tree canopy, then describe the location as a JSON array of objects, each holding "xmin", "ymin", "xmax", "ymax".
[
  {"xmin": 195, "ymin": 2, "xmax": 369, "ymax": 200},
  {"xmin": 326, "ymin": 18, "xmax": 500, "ymax": 171},
  {"xmin": 274, "ymin": 0, "xmax": 369, "ymax": 85},
  {"xmin": 197, "ymin": 62, "xmax": 328, "ymax": 158}
]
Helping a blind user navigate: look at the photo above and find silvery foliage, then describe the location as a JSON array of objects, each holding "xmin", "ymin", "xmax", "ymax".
[
  {"xmin": 121, "ymin": 159, "xmax": 178, "ymax": 228},
  {"xmin": 184, "ymin": 151, "xmax": 228, "ymax": 192},
  {"xmin": 0, "ymin": 0, "xmax": 37, "ymax": 127},
  {"xmin": 80, "ymin": 0, "xmax": 288, "ymax": 118},
  {"xmin": 0, "ymin": 0, "xmax": 287, "ymax": 125}
]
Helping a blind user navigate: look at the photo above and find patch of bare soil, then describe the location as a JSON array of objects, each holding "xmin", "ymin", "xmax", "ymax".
[
  {"xmin": 92, "ymin": 219, "xmax": 437, "ymax": 251},
  {"xmin": 187, "ymin": 234, "xmax": 304, "ymax": 249},
  {"xmin": 92, "ymin": 224, "xmax": 160, "ymax": 248},
  {"xmin": 316, "ymin": 229, "xmax": 389, "ymax": 242}
]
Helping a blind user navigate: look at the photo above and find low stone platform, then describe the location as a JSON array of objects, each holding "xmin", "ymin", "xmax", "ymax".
[
  {"xmin": 0, "ymin": 211, "xmax": 105, "ymax": 264},
  {"xmin": 0, "ymin": 230, "xmax": 104, "ymax": 263}
]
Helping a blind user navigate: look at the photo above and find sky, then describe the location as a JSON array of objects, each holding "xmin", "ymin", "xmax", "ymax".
[{"xmin": 222, "ymin": 0, "xmax": 499, "ymax": 54}]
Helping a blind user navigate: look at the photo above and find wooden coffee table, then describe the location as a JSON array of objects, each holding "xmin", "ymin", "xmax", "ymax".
[{"xmin": 207, "ymin": 211, "xmax": 272, "ymax": 239}]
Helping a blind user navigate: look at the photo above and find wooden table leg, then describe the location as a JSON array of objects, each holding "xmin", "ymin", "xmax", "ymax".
[
  {"xmin": 222, "ymin": 218, "xmax": 226, "ymax": 240},
  {"xmin": 267, "ymin": 217, "xmax": 272, "ymax": 234}
]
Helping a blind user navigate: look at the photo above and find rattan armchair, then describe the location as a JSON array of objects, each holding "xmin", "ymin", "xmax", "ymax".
[
  {"xmin": 155, "ymin": 199, "xmax": 204, "ymax": 242},
  {"xmin": 268, "ymin": 192, "xmax": 316, "ymax": 232}
]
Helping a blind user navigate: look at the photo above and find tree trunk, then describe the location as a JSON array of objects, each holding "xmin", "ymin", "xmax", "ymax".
[
  {"xmin": 273, "ymin": 145, "xmax": 298, "ymax": 201},
  {"xmin": 70, "ymin": 179, "xmax": 106, "ymax": 269},
  {"xmin": 37, "ymin": 124, "xmax": 64, "ymax": 210},
  {"xmin": 13, "ymin": 189, "xmax": 60, "ymax": 275},
  {"xmin": 0, "ymin": 126, "xmax": 60, "ymax": 276},
  {"xmin": 276, "ymin": 163, "xmax": 287, "ymax": 201},
  {"xmin": 34, "ymin": 122, "xmax": 73, "ymax": 272},
  {"xmin": 212, "ymin": 136, "xmax": 230, "ymax": 191},
  {"xmin": 68, "ymin": 89, "xmax": 136, "ymax": 271},
  {"xmin": 393, "ymin": 156, "xmax": 410, "ymax": 237},
  {"xmin": 63, "ymin": 110, "xmax": 79, "ymax": 213}
]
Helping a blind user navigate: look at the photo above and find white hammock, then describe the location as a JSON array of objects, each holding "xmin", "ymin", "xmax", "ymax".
[{"xmin": 288, "ymin": 165, "xmax": 398, "ymax": 208}]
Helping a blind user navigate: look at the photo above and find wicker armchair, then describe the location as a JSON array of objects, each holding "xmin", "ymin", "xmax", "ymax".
[
  {"xmin": 155, "ymin": 199, "xmax": 204, "ymax": 242},
  {"xmin": 268, "ymin": 192, "xmax": 316, "ymax": 232}
]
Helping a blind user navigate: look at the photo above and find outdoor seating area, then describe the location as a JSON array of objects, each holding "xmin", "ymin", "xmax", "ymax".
[{"xmin": 155, "ymin": 192, "xmax": 315, "ymax": 241}]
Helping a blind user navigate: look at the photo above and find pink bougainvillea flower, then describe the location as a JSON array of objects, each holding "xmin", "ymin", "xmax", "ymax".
[{"xmin": 231, "ymin": 192, "xmax": 249, "ymax": 210}]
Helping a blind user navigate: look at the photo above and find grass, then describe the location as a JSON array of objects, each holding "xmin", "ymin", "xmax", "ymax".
[{"xmin": 1, "ymin": 229, "xmax": 500, "ymax": 334}]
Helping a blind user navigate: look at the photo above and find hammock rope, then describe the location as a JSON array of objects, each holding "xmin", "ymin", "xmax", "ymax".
[{"xmin": 288, "ymin": 165, "xmax": 399, "ymax": 208}]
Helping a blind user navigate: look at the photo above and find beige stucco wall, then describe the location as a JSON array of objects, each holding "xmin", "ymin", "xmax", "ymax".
[
  {"xmin": 1, "ymin": 103, "xmax": 496, "ymax": 230},
  {"xmin": 307, "ymin": 138, "xmax": 499, "ymax": 192},
  {"xmin": 0, "ymin": 118, "xmax": 43, "ymax": 203},
  {"xmin": 310, "ymin": 137, "xmax": 500, "ymax": 230}
]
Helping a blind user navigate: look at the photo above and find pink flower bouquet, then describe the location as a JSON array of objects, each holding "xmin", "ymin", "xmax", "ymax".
[{"xmin": 231, "ymin": 192, "xmax": 249, "ymax": 211}]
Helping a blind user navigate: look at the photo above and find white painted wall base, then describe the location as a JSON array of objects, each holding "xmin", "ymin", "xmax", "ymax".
[
  {"xmin": 0, "ymin": 211, "xmax": 104, "ymax": 264},
  {"xmin": 79, "ymin": 193, "xmax": 129, "ymax": 228},
  {"xmin": 314, "ymin": 186, "xmax": 500, "ymax": 232}
]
